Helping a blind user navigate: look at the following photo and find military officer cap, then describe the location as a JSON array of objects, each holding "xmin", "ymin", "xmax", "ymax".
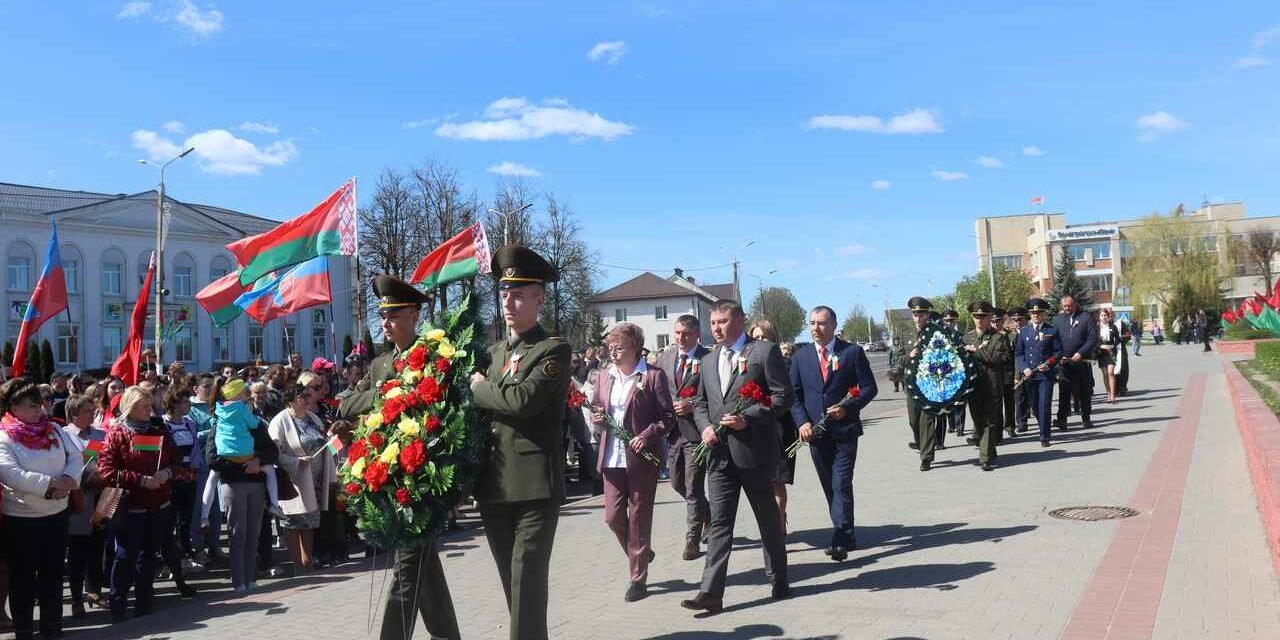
[
  {"xmin": 907, "ymin": 296, "xmax": 933, "ymax": 312},
  {"xmin": 992, "ymin": 307, "xmax": 1006, "ymax": 318},
  {"xmin": 943, "ymin": 309, "xmax": 960, "ymax": 320},
  {"xmin": 492, "ymin": 244, "xmax": 559, "ymax": 290},
  {"xmin": 1008, "ymin": 306, "xmax": 1027, "ymax": 319},
  {"xmin": 967, "ymin": 300, "xmax": 994, "ymax": 316},
  {"xmin": 373, "ymin": 275, "xmax": 431, "ymax": 309},
  {"xmin": 1026, "ymin": 298, "xmax": 1051, "ymax": 313}
]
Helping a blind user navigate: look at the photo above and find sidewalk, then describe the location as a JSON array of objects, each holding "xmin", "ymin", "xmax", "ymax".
[{"xmin": 77, "ymin": 344, "xmax": 1279, "ymax": 640}]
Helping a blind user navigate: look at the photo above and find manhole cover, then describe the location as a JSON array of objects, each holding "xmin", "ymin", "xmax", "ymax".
[{"xmin": 1048, "ymin": 506, "xmax": 1139, "ymax": 522}]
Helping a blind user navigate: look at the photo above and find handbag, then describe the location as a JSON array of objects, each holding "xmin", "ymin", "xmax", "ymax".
[
  {"xmin": 90, "ymin": 486, "xmax": 126, "ymax": 528},
  {"xmin": 276, "ymin": 465, "xmax": 299, "ymax": 501}
]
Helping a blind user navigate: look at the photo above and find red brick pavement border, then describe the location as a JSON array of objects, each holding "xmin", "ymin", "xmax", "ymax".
[
  {"xmin": 1059, "ymin": 374, "xmax": 1207, "ymax": 640},
  {"xmin": 1218, "ymin": 338, "xmax": 1280, "ymax": 357},
  {"xmin": 1223, "ymin": 360, "xmax": 1280, "ymax": 580}
]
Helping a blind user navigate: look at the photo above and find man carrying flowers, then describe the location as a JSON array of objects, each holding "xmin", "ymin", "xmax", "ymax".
[{"xmin": 338, "ymin": 275, "xmax": 459, "ymax": 640}]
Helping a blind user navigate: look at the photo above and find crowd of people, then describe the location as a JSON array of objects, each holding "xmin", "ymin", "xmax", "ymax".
[{"xmin": 0, "ymin": 354, "xmax": 370, "ymax": 639}]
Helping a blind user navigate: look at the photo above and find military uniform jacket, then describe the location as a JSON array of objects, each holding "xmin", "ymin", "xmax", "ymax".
[
  {"xmin": 964, "ymin": 328, "xmax": 1012, "ymax": 394},
  {"xmin": 1000, "ymin": 328, "xmax": 1018, "ymax": 385},
  {"xmin": 337, "ymin": 348, "xmax": 399, "ymax": 421},
  {"xmin": 1014, "ymin": 322, "xmax": 1064, "ymax": 381},
  {"xmin": 471, "ymin": 325, "xmax": 572, "ymax": 504},
  {"xmin": 656, "ymin": 344, "xmax": 712, "ymax": 443}
]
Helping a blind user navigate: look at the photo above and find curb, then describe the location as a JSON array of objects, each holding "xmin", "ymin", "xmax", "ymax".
[
  {"xmin": 1219, "ymin": 338, "xmax": 1280, "ymax": 356},
  {"xmin": 1222, "ymin": 359, "xmax": 1280, "ymax": 580}
]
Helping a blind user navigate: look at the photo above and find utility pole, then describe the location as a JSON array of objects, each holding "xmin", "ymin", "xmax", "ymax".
[
  {"xmin": 985, "ymin": 217, "xmax": 997, "ymax": 304},
  {"xmin": 721, "ymin": 240, "xmax": 754, "ymax": 303},
  {"xmin": 139, "ymin": 147, "xmax": 194, "ymax": 373}
]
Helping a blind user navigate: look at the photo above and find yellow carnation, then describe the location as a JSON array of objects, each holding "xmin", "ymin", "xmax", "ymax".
[
  {"xmin": 437, "ymin": 342, "xmax": 456, "ymax": 359},
  {"xmin": 426, "ymin": 329, "xmax": 446, "ymax": 342},
  {"xmin": 385, "ymin": 387, "xmax": 404, "ymax": 399},
  {"xmin": 351, "ymin": 457, "xmax": 367, "ymax": 477},
  {"xmin": 365, "ymin": 413, "xmax": 383, "ymax": 429},
  {"xmin": 398, "ymin": 416, "xmax": 420, "ymax": 437},
  {"xmin": 402, "ymin": 369, "xmax": 422, "ymax": 384},
  {"xmin": 379, "ymin": 441, "xmax": 401, "ymax": 465}
]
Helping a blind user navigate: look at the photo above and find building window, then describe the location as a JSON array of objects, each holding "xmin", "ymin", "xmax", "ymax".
[
  {"xmin": 1066, "ymin": 242, "xmax": 1111, "ymax": 262},
  {"xmin": 1082, "ymin": 274, "xmax": 1113, "ymax": 293},
  {"xmin": 64, "ymin": 260, "xmax": 80, "ymax": 294},
  {"xmin": 7, "ymin": 256, "xmax": 31, "ymax": 291},
  {"xmin": 1201, "ymin": 235, "xmax": 1218, "ymax": 253},
  {"xmin": 55, "ymin": 324, "xmax": 78, "ymax": 364},
  {"xmin": 1115, "ymin": 286, "xmax": 1131, "ymax": 306},
  {"xmin": 173, "ymin": 265, "xmax": 194, "ymax": 297},
  {"xmin": 102, "ymin": 262, "xmax": 123, "ymax": 295},
  {"xmin": 248, "ymin": 324, "xmax": 264, "ymax": 360},
  {"xmin": 312, "ymin": 327, "xmax": 328, "ymax": 358},
  {"xmin": 213, "ymin": 326, "xmax": 231, "ymax": 362},
  {"xmin": 656, "ymin": 334, "xmax": 670, "ymax": 349},
  {"xmin": 615, "ymin": 308, "xmax": 627, "ymax": 322},
  {"xmin": 654, "ymin": 305, "xmax": 668, "ymax": 321},
  {"xmin": 102, "ymin": 326, "xmax": 123, "ymax": 365},
  {"xmin": 282, "ymin": 321, "xmax": 298, "ymax": 357},
  {"xmin": 1145, "ymin": 304, "xmax": 1159, "ymax": 321},
  {"xmin": 172, "ymin": 325, "xmax": 194, "ymax": 362},
  {"xmin": 992, "ymin": 255, "xmax": 1023, "ymax": 270}
]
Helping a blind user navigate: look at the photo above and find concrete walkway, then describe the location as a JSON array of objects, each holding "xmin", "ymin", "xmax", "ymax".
[{"xmin": 71, "ymin": 343, "xmax": 1280, "ymax": 640}]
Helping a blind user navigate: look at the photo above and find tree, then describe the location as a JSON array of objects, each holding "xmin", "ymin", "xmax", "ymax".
[
  {"xmin": 538, "ymin": 193, "xmax": 599, "ymax": 345},
  {"xmin": 1233, "ymin": 228, "xmax": 1280, "ymax": 296},
  {"xmin": 953, "ymin": 263, "xmax": 1035, "ymax": 319},
  {"xmin": 2, "ymin": 341, "xmax": 12, "ymax": 369},
  {"xmin": 749, "ymin": 286, "xmax": 805, "ymax": 342},
  {"xmin": 342, "ymin": 334, "xmax": 353, "ymax": 361},
  {"xmin": 361, "ymin": 329, "xmax": 376, "ymax": 361},
  {"xmin": 39, "ymin": 340, "xmax": 54, "ymax": 383},
  {"xmin": 411, "ymin": 161, "xmax": 481, "ymax": 322},
  {"xmin": 1049, "ymin": 250, "xmax": 1093, "ymax": 311},
  {"xmin": 1122, "ymin": 204, "xmax": 1229, "ymax": 327},
  {"xmin": 481, "ymin": 180, "xmax": 540, "ymax": 340},
  {"xmin": 840, "ymin": 304, "xmax": 886, "ymax": 343},
  {"xmin": 587, "ymin": 312, "xmax": 607, "ymax": 347}
]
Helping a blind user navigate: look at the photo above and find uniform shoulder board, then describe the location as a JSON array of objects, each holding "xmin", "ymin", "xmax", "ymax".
[{"xmin": 543, "ymin": 359, "xmax": 562, "ymax": 378}]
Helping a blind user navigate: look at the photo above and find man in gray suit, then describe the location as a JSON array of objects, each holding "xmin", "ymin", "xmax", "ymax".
[
  {"xmin": 681, "ymin": 301, "xmax": 793, "ymax": 614},
  {"xmin": 657, "ymin": 314, "xmax": 713, "ymax": 561}
]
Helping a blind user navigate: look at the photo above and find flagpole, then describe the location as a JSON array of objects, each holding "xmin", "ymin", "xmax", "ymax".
[{"xmin": 63, "ymin": 307, "xmax": 80, "ymax": 375}]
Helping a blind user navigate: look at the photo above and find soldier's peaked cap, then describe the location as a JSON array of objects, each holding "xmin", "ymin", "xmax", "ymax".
[
  {"xmin": 968, "ymin": 300, "xmax": 994, "ymax": 316},
  {"xmin": 907, "ymin": 296, "xmax": 933, "ymax": 312},
  {"xmin": 1026, "ymin": 298, "xmax": 1051, "ymax": 313},
  {"xmin": 492, "ymin": 244, "xmax": 559, "ymax": 290},
  {"xmin": 1007, "ymin": 306, "xmax": 1028, "ymax": 318},
  {"xmin": 373, "ymin": 275, "xmax": 431, "ymax": 309},
  {"xmin": 943, "ymin": 309, "xmax": 960, "ymax": 320},
  {"xmin": 992, "ymin": 307, "xmax": 1006, "ymax": 317}
]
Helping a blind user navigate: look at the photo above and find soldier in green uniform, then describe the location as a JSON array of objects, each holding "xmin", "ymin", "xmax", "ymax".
[
  {"xmin": 962, "ymin": 301, "xmax": 1012, "ymax": 471},
  {"xmin": 993, "ymin": 307, "xmax": 1018, "ymax": 440},
  {"xmin": 468, "ymin": 245, "xmax": 571, "ymax": 640},
  {"xmin": 903, "ymin": 296, "xmax": 944, "ymax": 470},
  {"xmin": 337, "ymin": 275, "xmax": 460, "ymax": 640},
  {"xmin": 1008, "ymin": 307, "xmax": 1031, "ymax": 433}
]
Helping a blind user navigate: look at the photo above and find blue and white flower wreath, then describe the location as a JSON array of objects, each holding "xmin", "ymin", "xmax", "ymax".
[{"xmin": 906, "ymin": 320, "xmax": 975, "ymax": 415}]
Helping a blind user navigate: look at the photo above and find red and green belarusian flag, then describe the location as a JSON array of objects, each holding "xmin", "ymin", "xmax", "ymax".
[
  {"xmin": 409, "ymin": 222, "xmax": 492, "ymax": 289},
  {"xmin": 195, "ymin": 270, "xmax": 249, "ymax": 327},
  {"xmin": 83, "ymin": 439, "xmax": 105, "ymax": 462},
  {"xmin": 131, "ymin": 434, "xmax": 165, "ymax": 452},
  {"xmin": 226, "ymin": 179, "xmax": 357, "ymax": 286}
]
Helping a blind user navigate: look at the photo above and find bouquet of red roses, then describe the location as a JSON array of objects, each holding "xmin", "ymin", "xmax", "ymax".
[
  {"xmin": 1014, "ymin": 356, "xmax": 1058, "ymax": 389},
  {"xmin": 693, "ymin": 380, "xmax": 771, "ymax": 467},
  {"xmin": 785, "ymin": 385, "xmax": 861, "ymax": 458}
]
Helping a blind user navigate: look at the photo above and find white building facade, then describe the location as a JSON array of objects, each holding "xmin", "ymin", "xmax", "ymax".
[
  {"xmin": 1, "ymin": 183, "xmax": 355, "ymax": 373},
  {"xmin": 590, "ymin": 270, "xmax": 735, "ymax": 352}
]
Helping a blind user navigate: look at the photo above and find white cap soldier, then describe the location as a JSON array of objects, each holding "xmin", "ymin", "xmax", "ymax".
[
  {"xmin": 963, "ymin": 300, "xmax": 1011, "ymax": 471},
  {"xmin": 337, "ymin": 274, "xmax": 459, "ymax": 640},
  {"xmin": 469, "ymin": 244, "xmax": 571, "ymax": 640}
]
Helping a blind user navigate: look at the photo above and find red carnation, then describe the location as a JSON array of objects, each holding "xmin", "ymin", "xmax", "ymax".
[
  {"xmin": 395, "ymin": 487, "xmax": 412, "ymax": 505},
  {"xmin": 363, "ymin": 460, "xmax": 389, "ymax": 492},
  {"xmin": 738, "ymin": 381, "xmax": 763, "ymax": 400},
  {"xmin": 567, "ymin": 387, "xmax": 588, "ymax": 408},
  {"xmin": 393, "ymin": 359, "xmax": 406, "ymax": 373},
  {"xmin": 847, "ymin": 386, "xmax": 861, "ymax": 399},
  {"xmin": 425, "ymin": 416, "xmax": 442, "ymax": 434},
  {"xmin": 435, "ymin": 358, "xmax": 452, "ymax": 375},
  {"xmin": 407, "ymin": 345, "xmax": 428, "ymax": 371},
  {"xmin": 678, "ymin": 387, "xmax": 697, "ymax": 399},
  {"xmin": 398, "ymin": 439, "xmax": 427, "ymax": 474},
  {"xmin": 368, "ymin": 431, "xmax": 385, "ymax": 449},
  {"xmin": 345, "ymin": 482, "xmax": 361, "ymax": 495},
  {"xmin": 1046, "ymin": 357, "xmax": 1057, "ymax": 366},
  {"xmin": 416, "ymin": 377, "xmax": 443, "ymax": 405},
  {"xmin": 346, "ymin": 439, "xmax": 369, "ymax": 464},
  {"xmin": 381, "ymin": 396, "xmax": 407, "ymax": 424},
  {"xmin": 403, "ymin": 392, "xmax": 423, "ymax": 409},
  {"xmin": 379, "ymin": 380, "xmax": 400, "ymax": 395}
]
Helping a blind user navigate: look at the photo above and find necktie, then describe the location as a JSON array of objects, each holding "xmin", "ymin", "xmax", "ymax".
[
  {"xmin": 677, "ymin": 354, "xmax": 688, "ymax": 387},
  {"xmin": 719, "ymin": 348, "xmax": 735, "ymax": 395},
  {"xmin": 817, "ymin": 345, "xmax": 829, "ymax": 384}
]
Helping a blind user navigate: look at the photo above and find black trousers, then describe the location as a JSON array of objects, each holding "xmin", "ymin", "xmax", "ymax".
[
  {"xmin": 380, "ymin": 539, "xmax": 460, "ymax": 640},
  {"xmin": 480, "ymin": 499, "xmax": 560, "ymax": 640},
  {"xmin": 68, "ymin": 528, "xmax": 107, "ymax": 602},
  {"xmin": 3, "ymin": 510, "xmax": 69, "ymax": 637},
  {"xmin": 110, "ymin": 509, "xmax": 165, "ymax": 616},
  {"xmin": 1056, "ymin": 361, "xmax": 1093, "ymax": 426},
  {"xmin": 170, "ymin": 480, "xmax": 197, "ymax": 554},
  {"xmin": 700, "ymin": 460, "xmax": 787, "ymax": 599},
  {"xmin": 1002, "ymin": 384, "xmax": 1016, "ymax": 434}
]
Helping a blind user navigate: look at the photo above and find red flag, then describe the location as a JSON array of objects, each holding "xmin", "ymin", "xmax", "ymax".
[
  {"xmin": 226, "ymin": 179, "xmax": 357, "ymax": 285},
  {"xmin": 1030, "ymin": 195, "xmax": 1045, "ymax": 206},
  {"xmin": 410, "ymin": 222, "xmax": 492, "ymax": 287},
  {"xmin": 111, "ymin": 253, "xmax": 156, "ymax": 386},
  {"xmin": 235, "ymin": 256, "xmax": 331, "ymax": 324},
  {"xmin": 11, "ymin": 222, "xmax": 68, "ymax": 378}
]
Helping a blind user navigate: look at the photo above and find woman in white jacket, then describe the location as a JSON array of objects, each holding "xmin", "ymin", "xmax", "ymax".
[
  {"xmin": 267, "ymin": 376, "xmax": 335, "ymax": 574},
  {"xmin": 0, "ymin": 378, "xmax": 80, "ymax": 640}
]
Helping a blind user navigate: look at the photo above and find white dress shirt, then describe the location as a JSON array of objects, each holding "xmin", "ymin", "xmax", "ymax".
[{"xmin": 604, "ymin": 361, "xmax": 647, "ymax": 469}]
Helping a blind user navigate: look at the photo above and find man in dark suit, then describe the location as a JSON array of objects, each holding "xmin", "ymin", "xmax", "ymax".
[
  {"xmin": 681, "ymin": 301, "xmax": 793, "ymax": 614},
  {"xmin": 790, "ymin": 306, "xmax": 877, "ymax": 562},
  {"xmin": 1053, "ymin": 295, "xmax": 1098, "ymax": 430},
  {"xmin": 469, "ymin": 245, "xmax": 572, "ymax": 640},
  {"xmin": 1014, "ymin": 298, "xmax": 1064, "ymax": 447},
  {"xmin": 656, "ymin": 314, "xmax": 712, "ymax": 561},
  {"xmin": 338, "ymin": 275, "xmax": 459, "ymax": 640}
]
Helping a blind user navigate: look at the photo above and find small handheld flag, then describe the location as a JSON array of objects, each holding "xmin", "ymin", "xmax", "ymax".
[
  {"xmin": 83, "ymin": 439, "xmax": 105, "ymax": 461},
  {"xmin": 313, "ymin": 434, "xmax": 343, "ymax": 458},
  {"xmin": 131, "ymin": 434, "xmax": 164, "ymax": 452}
]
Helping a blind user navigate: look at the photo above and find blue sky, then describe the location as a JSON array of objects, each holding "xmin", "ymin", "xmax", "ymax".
[{"xmin": 3, "ymin": 1, "xmax": 1279, "ymax": 329}]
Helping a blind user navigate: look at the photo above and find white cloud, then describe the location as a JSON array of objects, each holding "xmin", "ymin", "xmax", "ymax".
[
  {"xmin": 238, "ymin": 121, "xmax": 279, "ymax": 135},
  {"xmin": 173, "ymin": 0, "xmax": 223, "ymax": 38},
  {"xmin": 807, "ymin": 109, "xmax": 942, "ymax": 134},
  {"xmin": 870, "ymin": 179, "xmax": 891, "ymax": 190},
  {"xmin": 1022, "ymin": 146, "xmax": 1045, "ymax": 157},
  {"xmin": 117, "ymin": 2, "xmax": 151, "ymax": 18},
  {"xmin": 931, "ymin": 170, "xmax": 969, "ymax": 181},
  {"xmin": 587, "ymin": 40, "xmax": 627, "ymax": 65},
  {"xmin": 486, "ymin": 161, "xmax": 543, "ymax": 178},
  {"xmin": 1235, "ymin": 55, "xmax": 1268, "ymax": 68},
  {"xmin": 401, "ymin": 117, "xmax": 439, "ymax": 129},
  {"xmin": 162, "ymin": 120, "xmax": 185, "ymax": 134},
  {"xmin": 435, "ymin": 97, "xmax": 633, "ymax": 142},
  {"xmin": 833, "ymin": 244, "xmax": 870, "ymax": 257},
  {"xmin": 132, "ymin": 127, "xmax": 297, "ymax": 176},
  {"xmin": 1253, "ymin": 24, "xmax": 1280, "ymax": 49},
  {"xmin": 1136, "ymin": 111, "xmax": 1188, "ymax": 141},
  {"xmin": 977, "ymin": 155, "xmax": 1004, "ymax": 168}
]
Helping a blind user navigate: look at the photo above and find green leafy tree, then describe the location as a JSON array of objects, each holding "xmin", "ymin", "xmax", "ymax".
[
  {"xmin": 749, "ymin": 286, "xmax": 805, "ymax": 342},
  {"xmin": 1049, "ymin": 251, "xmax": 1093, "ymax": 311},
  {"xmin": 361, "ymin": 329, "xmax": 377, "ymax": 361},
  {"xmin": 587, "ymin": 312, "xmax": 607, "ymax": 347},
  {"xmin": 954, "ymin": 263, "xmax": 1035, "ymax": 320},
  {"xmin": 39, "ymin": 340, "xmax": 55, "ymax": 383},
  {"xmin": 25, "ymin": 340, "xmax": 41, "ymax": 382},
  {"xmin": 840, "ymin": 304, "xmax": 886, "ymax": 343},
  {"xmin": 2, "ymin": 341, "xmax": 12, "ymax": 370},
  {"xmin": 1122, "ymin": 204, "xmax": 1230, "ymax": 327}
]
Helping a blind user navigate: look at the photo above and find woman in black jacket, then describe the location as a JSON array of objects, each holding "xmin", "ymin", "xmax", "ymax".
[{"xmin": 1096, "ymin": 308, "xmax": 1122, "ymax": 403}]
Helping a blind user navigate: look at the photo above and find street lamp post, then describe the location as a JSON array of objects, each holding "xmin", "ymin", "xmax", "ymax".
[
  {"xmin": 488, "ymin": 202, "xmax": 535, "ymax": 245},
  {"xmin": 749, "ymin": 269, "xmax": 777, "ymax": 320},
  {"xmin": 720, "ymin": 240, "xmax": 755, "ymax": 303},
  {"xmin": 486, "ymin": 202, "xmax": 536, "ymax": 340},
  {"xmin": 138, "ymin": 147, "xmax": 194, "ymax": 374},
  {"xmin": 870, "ymin": 283, "xmax": 889, "ymax": 343}
]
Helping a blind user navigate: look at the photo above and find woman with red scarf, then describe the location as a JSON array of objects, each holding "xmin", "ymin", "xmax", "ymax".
[{"xmin": 0, "ymin": 377, "xmax": 81, "ymax": 640}]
